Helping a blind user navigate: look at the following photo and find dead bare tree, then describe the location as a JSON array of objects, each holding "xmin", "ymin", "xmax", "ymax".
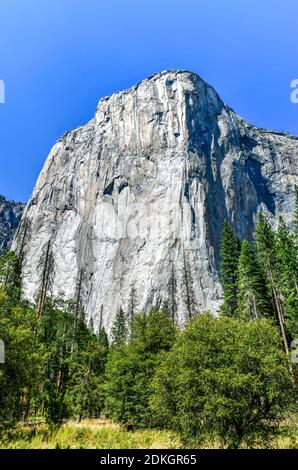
[
  {"xmin": 7, "ymin": 217, "xmax": 32, "ymax": 301},
  {"xmin": 98, "ymin": 305, "xmax": 104, "ymax": 332},
  {"xmin": 68, "ymin": 268, "xmax": 87, "ymax": 356},
  {"xmin": 16, "ymin": 217, "xmax": 31, "ymax": 269},
  {"xmin": 75, "ymin": 267, "xmax": 87, "ymax": 318},
  {"xmin": 182, "ymin": 249, "xmax": 197, "ymax": 321},
  {"xmin": 36, "ymin": 240, "xmax": 55, "ymax": 322},
  {"xmin": 166, "ymin": 260, "xmax": 178, "ymax": 324},
  {"xmin": 129, "ymin": 285, "xmax": 137, "ymax": 325}
]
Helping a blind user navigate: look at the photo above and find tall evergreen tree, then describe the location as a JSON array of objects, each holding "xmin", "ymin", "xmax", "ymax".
[
  {"xmin": 105, "ymin": 308, "xmax": 176, "ymax": 429},
  {"xmin": 111, "ymin": 308, "xmax": 127, "ymax": 348},
  {"xmin": 237, "ymin": 240, "xmax": 272, "ymax": 319},
  {"xmin": 36, "ymin": 298, "xmax": 109, "ymax": 424},
  {"xmin": 293, "ymin": 185, "xmax": 298, "ymax": 245},
  {"xmin": 0, "ymin": 251, "xmax": 22, "ymax": 303},
  {"xmin": 255, "ymin": 213, "xmax": 290, "ymax": 356},
  {"xmin": 275, "ymin": 217, "xmax": 298, "ymax": 341},
  {"xmin": 219, "ymin": 220, "xmax": 240, "ymax": 316}
]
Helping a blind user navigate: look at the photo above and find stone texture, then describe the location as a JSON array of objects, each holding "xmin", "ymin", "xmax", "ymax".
[
  {"xmin": 12, "ymin": 70, "xmax": 298, "ymax": 332},
  {"xmin": 0, "ymin": 195, "xmax": 24, "ymax": 255}
]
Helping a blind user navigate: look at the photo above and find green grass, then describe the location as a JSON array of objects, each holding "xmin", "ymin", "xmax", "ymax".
[
  {"xmin": 0, "ymin": 419, "xmax": 181, "ymax": 449},
  {"xmin": 0, "ymin": 414, "xmax": 297, "ymax": 449}
]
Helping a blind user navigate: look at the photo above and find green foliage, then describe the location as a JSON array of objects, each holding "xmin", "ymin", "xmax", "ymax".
[
  {"xmin": 111, "ymin": 308, "xmax": 127, "ymax": 349},
  {"xmin": 36, "ymin": 300, "xmax": 109, "ymax": 425},
  {"xmin": 150, "ymin": 313, "xmax": 294, "ymax": 448},
  {"xmin": 219, "ymin": 211, "xmax": 298, "ymax": 370},
  {"xmin": 65, "ymin": 331, "xmax": 109, "ymax": 421},
  {"xmin": 0, "ymin": 251, "xmax": 21, "ymax": 303},
  {"xmin": 237, "ymin": 240, "xmax": 272, "ymax": 319},
  {"xmin": 104, "ymin": 309, "xmax": 176, "ymax": 429},
  {"xmin": 293, "ymin": 185, "xmax": 298, "ymax": 244},
  {"xmin": 0, "ymin": 252, "xmax": 109, "ymax": 430},
  {"xmin": 275, "ymin": 217, "xmax": 298, "ymax": 339},
  {"xmin": 219, "ymin": 221, "xmax": 240, "ymax": 316},
  {"xmin": 1, "ymin": 198, "xmax": 298, "ymax": 446},
  {"xmin": 254, "ymin": 213, "xmax": 277, "ymax": 274},
  {"xmin": 0, "ymin": 265, "xmax": 40, "ymax": 434},
  {"xmin": 254, "ymin": 212, "xmax": 298, "ymax": 360}
]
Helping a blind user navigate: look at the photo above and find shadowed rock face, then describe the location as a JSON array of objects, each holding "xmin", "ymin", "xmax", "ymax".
[
  {"xmin": 0, "ymin": 195, "xmax": 24, "ymax": 255},
  {"xmin": 12, "ymin": 70, "xmax": 298, "ymax": 332}
]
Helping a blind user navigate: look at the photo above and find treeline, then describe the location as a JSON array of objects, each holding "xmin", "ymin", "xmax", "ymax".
[
  {"xmin": 0, "ymin": 252, "xmax": 108, "ymax": 431},
  {"xmin": 220, "ymin": 189, "xmax": 298, "ymax": 361},
  {"xmin": 0, "ymin": 268, "xmax": 295, "ymax": 449},
  {"xmin": 0, "ymin": 195, "xmax": 298, "ymax": 448}
]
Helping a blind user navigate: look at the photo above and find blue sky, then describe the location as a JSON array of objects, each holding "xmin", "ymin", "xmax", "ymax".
[{"xmin": 0, "ymin": 0, "xmax": 297, "ymax": 202}]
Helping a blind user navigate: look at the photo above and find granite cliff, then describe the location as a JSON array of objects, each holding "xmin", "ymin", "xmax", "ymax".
[{"xmin": 12, "ymin": 70, "xmax": 298, "ymax": 332}]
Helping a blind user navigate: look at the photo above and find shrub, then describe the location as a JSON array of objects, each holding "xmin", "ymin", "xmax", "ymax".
[{"xmin": 150, "ymin": 313, "xmax": 294, "ymax": 448}]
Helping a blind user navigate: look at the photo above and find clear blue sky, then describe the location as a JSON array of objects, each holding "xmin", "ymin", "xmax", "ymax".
[{"xmin": 0, "ymin": 0, "xmax": 297, "ymax": 202}]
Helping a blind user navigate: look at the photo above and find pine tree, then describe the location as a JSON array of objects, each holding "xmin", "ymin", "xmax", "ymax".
[
  {"xmin": 292, "ymin": 186, "xmax": 298, "ymax": 299},
  {"xmin": 105, "ymin": 309, "xmax": 176, "ymax": 429},
  {"xmin": 237, "ymin": 240, "xmax": 272, "ymax": 319},
  {"xmin": 219, "ymin": 220, "xmax": 240, "ymax": 316},
  {"xmin": 0, "ymin": 251, "xmax": 22, "ymax": 303},
  {"xmin": 98, "ymin": 327, "xmax": 109, "ymax": 350},
  {"xmin": 275, "ymin": 217, "xmax": 298, "ymax": 341},
  {"xmin": 111, "ymin": 308, "xmax": 127, "ymax": 348},
  {"xmin": 293, "ymin": 185, "xmax": 298, "ymax": 245},
  {"xmin": 37, "ymin": 298, "xmax": 109, "ymax": 424},
  {"xmin": 255, "ymin": 213, "xmax": 290, "ymax": 356}
]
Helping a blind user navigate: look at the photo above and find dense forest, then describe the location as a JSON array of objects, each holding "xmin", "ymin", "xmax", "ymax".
[{"xmin": 0, "ymin": 190, "xmax": 298, "ymax": 448}]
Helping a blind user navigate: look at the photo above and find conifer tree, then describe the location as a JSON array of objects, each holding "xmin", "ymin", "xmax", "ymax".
[
  {"xmin": 105, "ymin": 308, "xmax": 176, "ymax": 429},
  {"xmin": 0, "ymin": 251, "xmax": 22, "ymax": 303},
  {"xmin": 98, "ymin": 327, "xmax": 109, "ymax": 350},
  {"xmin": 293, "ymin": 186, "xmax": 298, "ymax": 298},
  {"xmin": 219, "ymin": 220, "xmax": 240, "ymax": 316},
  {"xmin": 111, "ymin": 308, "xmax": 127, "ymax": 348},
  {"xmin": 293, "ymin": 185, "xmax": 298, "ymax": 245},
  {"xmin": 275, "ymin": 217, "xmax": 298, "ymax": 340},
  {"xmin": 237, "ymin": 240, "xmax": 272, "ymax": 319},
  {"xmin": 255, "ymin": 213, "xmax": 290, "ymax": 356}
]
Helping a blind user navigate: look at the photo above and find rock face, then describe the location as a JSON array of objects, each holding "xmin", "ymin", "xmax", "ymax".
[
  {"xmin": 0, "ymin": 195, "xmax": 24, "ymax": 255},
  {"xmin": 12, "ymin": 70, "xmax": 298, "ymax": 332}
]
